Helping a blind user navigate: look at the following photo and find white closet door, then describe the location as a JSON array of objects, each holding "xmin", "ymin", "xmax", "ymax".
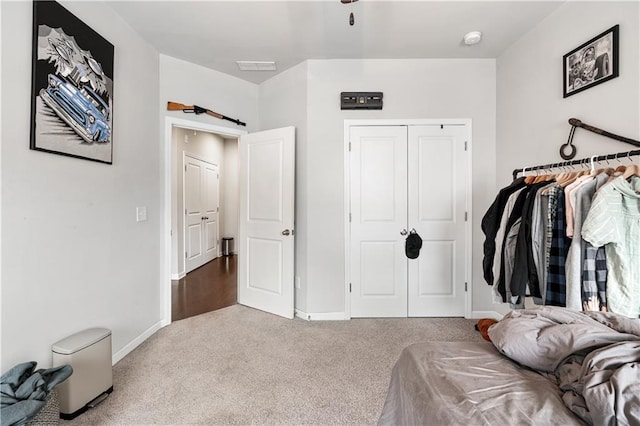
[
  {"xmin": 350, "ymin": 126, "xmax": 408, "ymax": 317},
  {"xmin": 407, "ymin": 125, "xmax": 468, "ymax": 317},
  {"xmin": 185, "ymin": 155, "xmax": 219, "ymax": 273},
  {"xmin": 185, "ymin": 157, "xmax": 204, "ymax": 272},
  {"xmin": 202, "ymin": 162, "xmax": 219, "ymax": 264}
]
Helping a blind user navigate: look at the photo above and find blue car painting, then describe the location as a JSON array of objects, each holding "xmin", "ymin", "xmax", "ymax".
[{"xmin": 40, "ymin": 74, "xmax": 111, "ymax": 143}]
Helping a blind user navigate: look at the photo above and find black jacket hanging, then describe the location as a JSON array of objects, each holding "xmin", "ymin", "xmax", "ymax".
[{"xmin": 481, "ymin": 177, "xmax": 527, "ymax": 285}]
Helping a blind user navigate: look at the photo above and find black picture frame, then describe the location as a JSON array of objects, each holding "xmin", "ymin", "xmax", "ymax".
[
  {"xmin": 30, "ymin": 0, "xmax": 114, "ymax": 164},
  {"xmin": 563, "ymin": 25, "xmax": 619, "ymax": 98}
]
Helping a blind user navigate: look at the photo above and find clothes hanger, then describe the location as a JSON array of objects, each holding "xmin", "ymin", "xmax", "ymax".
[
  {"xmin": 524, "ymin": 169, "xmax": 536, "ymax": 184},
  {"xmin": 596, "ymin": 157, "xmax": 615, "ymax": 175},
  {"xmin": 614, "ymin": 152, "xmax": 627, "ymax": 173},
  {"xmin": 557, "ymin": 164, "xmax": 581, "ymax": 187},
  {"xmin": 623, "ymin": 164, "xmax": 640, "ymax": 179},
  {"xmin": 533, "ymin": 171, "xmax": 549, "ymax": 183},
  {"xmin": 622, "ymin": 152, "xmax": 640, "ymax": 179}
]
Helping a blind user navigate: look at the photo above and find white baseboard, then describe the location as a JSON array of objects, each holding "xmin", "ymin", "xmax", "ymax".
[
  {"xmin": 469, "ymin": 310, "xmax": 504, "ymax": 320},
  {"xmin": 112, "ymin": 320, "xmax": 163, "ymax": 365},
  {"xmin": 171, "ymin": 272, "xmax": 185, "ymax": 280},
  {"xmin": 295, "ymin": 309, "xmax": 346, "ymax": 321}
]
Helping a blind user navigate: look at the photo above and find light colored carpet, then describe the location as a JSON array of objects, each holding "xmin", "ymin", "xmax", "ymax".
[{"xmin": 67, "ymin": 304, "xmax": 485, "ymax": 425}]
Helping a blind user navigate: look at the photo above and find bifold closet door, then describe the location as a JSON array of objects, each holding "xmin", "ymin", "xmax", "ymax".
[
  {"xmin": 407, "ymin": 125, "xmax": 467, "ymax": 317},
  {"xmin": 350, "ymin": 126, "xmax": 408, "ymax": 317}
]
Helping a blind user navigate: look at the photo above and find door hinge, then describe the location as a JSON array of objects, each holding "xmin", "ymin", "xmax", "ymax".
[
  {"xmin": 217, "ymin": 207, "xmax": 219, "ymax": 212},
  {"xmin": 349, "ymin": 283, "xmax": 352, "ymax": 293},
  {"xmin": 185, "ymin": 165, "xmax": 187, "ymax": 172},
  {"xmin": 465, "ymin": 141, "xmax": 468, "ymax": 151},
  {"xmin": 465, "ymin": 282, "xmax": 468, "ymax": 292},
  {"xmin": 185, "ymin": 251, "xmax": 188, "ymax": 258},
  {"xmin": 465, "ymin": 211, "xmax": 468, "ymax": 221},
  {"xmin": 349, "ymin": 213, "xmax": 352, "ymax": 222},
  {"xmin": 349, "ymin": 142, "xmax": 352, "ymax": 152}
]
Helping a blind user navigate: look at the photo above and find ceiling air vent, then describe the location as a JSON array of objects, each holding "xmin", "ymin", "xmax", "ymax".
[{"xmin": 236, "ymin": 61, "xmax": 277, "ymax": 71}]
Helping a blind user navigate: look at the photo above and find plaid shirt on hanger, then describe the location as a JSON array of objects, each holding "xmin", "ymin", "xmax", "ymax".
[
  {"xmin": 546, "ymin": 190, "xmax": 571, "ymax": 306},
  {"xmin": 582, "ymin": 243, "xmax": 608, "ymax": 311},
  {"xmin": 544, "ymin": 185, "xmax": 561, "ymax": 274}
]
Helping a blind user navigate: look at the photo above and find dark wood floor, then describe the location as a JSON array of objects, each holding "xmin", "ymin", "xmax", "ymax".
[{"xmin": 171, "ymin": 255, "xmax": 237, "ymax": 321}]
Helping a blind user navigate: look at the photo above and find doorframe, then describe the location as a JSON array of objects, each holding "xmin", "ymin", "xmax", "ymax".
[
  {"xmin": 162, "ymin": 116, "xmax": 246, "ymax": 327},
  {"xmin": 343, "ymin": 119, "xmax": 473, "ymax": 320}
]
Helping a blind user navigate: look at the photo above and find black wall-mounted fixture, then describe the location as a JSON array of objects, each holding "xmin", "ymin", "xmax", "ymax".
[{"xmin": 340, "ymin": 92, "xmax": 383, "ymax": 110}]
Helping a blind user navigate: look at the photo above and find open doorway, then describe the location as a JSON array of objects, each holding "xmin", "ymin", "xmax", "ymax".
[
  {"xmin": 163, "ymin": 117, "xmax": 245, "ymax": 324},
  {"xmin": 162, "ymin": 118, "xmax": 296, "ymax": 324}
]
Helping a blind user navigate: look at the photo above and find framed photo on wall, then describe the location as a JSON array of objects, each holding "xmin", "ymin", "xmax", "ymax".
[
  {"xmin": 30, "ymin": 0, "xmax": 114, "ymax": 164},
  {"xmin": 563, "ymin": 25, "xmax": 619, "ymax": 98}
]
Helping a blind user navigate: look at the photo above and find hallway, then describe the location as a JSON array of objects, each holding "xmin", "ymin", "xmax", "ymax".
[{"xmin": 171, "ymin": 255, "xmax": 237, "ymax": 321}]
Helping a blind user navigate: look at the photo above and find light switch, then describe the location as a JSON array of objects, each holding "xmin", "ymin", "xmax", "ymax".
[{"xmin": 136, "ymin": 206, "xmax": 147, "ymax": 222}]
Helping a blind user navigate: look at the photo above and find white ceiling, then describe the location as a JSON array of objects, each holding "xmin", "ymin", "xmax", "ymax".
[{"xmin": 108, "ymin": 0, "xmax": 565, "ymax": 84}]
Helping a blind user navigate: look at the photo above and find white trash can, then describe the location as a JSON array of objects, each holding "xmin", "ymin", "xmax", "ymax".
[{"xmin": 52, "ymin": 328, "xmax": 113, "ymax": 420}]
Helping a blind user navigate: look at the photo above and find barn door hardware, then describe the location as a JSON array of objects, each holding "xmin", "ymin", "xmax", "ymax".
[{"xmin": 559, "ymin": 117, "xmax": 640, "ymax": 160}]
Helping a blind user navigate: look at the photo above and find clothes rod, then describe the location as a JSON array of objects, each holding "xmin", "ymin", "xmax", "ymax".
[{"xmin": 512, "ymin": 149, "xmax": 640, "ymax": 180}]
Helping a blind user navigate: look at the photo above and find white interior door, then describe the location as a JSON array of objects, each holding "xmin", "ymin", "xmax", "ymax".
[
  {"xmin": 185, "ymin": 155, "xmax": 219, "ymax": 273},
  {"xmin": 408, "ymin": 125, "xmax": 468, "ymax": 317},
  {"xmin": 350, "ymin": 126, "xmax": 408, "ymax": 317},
  {"xmin": 238, "ymin": 126, "xmax": 295, "ymax": 319}
]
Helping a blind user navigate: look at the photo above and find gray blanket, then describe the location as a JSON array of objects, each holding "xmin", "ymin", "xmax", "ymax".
[
  {"xmin": 1, "ymin": 362, "xmax": 73, "ymax": 426},
  {"xmin": 489, "ymin": 307, "xmax": 640, "ymax": 425}
]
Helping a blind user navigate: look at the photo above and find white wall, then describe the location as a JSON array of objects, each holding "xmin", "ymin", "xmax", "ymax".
[
  {"xmin": 160, "ymin": 55, "xmax": 259, "ymax": 134},
  {"xmin": 1, "ymin": 1, "xmax": 161, "ymax": 371},
  {"xmin": 497, "ymin": 1, "xmax": 639, "ymax": 189},
  {"xmin": 171, "ymin": 128, "xmax": 226, "ymax": 277},
  {"xmin": 303, "ymin": 59, "xmax": 497, "ymax": 316},
  {"xmin": 258, "ymin": 62, "xmax": 309, "ymax": 312}
]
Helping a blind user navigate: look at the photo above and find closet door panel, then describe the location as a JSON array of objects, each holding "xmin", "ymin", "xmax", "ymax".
[
  {"xmin": 360, "ymin": 138, "xmax": 398, "ymax": 222},
  {"xmin": 408, "ymin": 125, "xmax": 467, "ymax": 317},
  {"xmin": 418, "ymin": 136, "xmax": 455, "ymax": 222},
  {"xmin": 360, "ymin": 242, "xmax": 398, "ymax": 296},
  {"xmin": 350, "ymin": 126, "xmax": 408, "ymax": 317},
  {"xmin": 417, "ymin": 241, "xmax": 454, "ymax": 296}
]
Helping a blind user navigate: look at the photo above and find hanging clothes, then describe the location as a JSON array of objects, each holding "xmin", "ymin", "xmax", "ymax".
[
  {"xmin": 582, "ymin": 243, "xmax": 607, "ymax": 311},
  {"xmin": 482, "ymin": 163, "xmax": 639, "ymax": 319},
  {"xmin": 510, "ymin": 181, "xmax": 550, "ymax": 304},
  {"xmin": 495, "ymin": 187, "xmax": 532, "ymax": 302},
  {"xmin": 531, "ymin": 181, "xmax": 556, "ymax": 305},
  {"xmin": 564, "ymin": 172, "xmax": 608, "ymax": 310},
  {"xmin": 481, "ymin": 177, "xmax": 526, "ymax": 285},
  {"xmin": 490, "ymin": 187, "xmax": 526, "ymax": 302},
  {"xmin": 546, "ymin": 189, "xmax": 571, "ymax": 306},
  {"xmin": 581, "ymin": 175, "xmax": 640, "ymax": 318}
]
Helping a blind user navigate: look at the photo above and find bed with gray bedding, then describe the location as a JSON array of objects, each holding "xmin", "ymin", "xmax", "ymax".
[{"xmin": 378, "ymin": 307, "xmax": 640, "ymax": 425}]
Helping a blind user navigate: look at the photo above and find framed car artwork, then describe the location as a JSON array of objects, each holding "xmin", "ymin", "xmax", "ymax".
[
  {"xmin": 563, "ymin": 25, "xmax": 619, "ymax": 98},
  {"xmin": 30, "ymin": 0, "xmax": 114, "ymax": 164}
]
